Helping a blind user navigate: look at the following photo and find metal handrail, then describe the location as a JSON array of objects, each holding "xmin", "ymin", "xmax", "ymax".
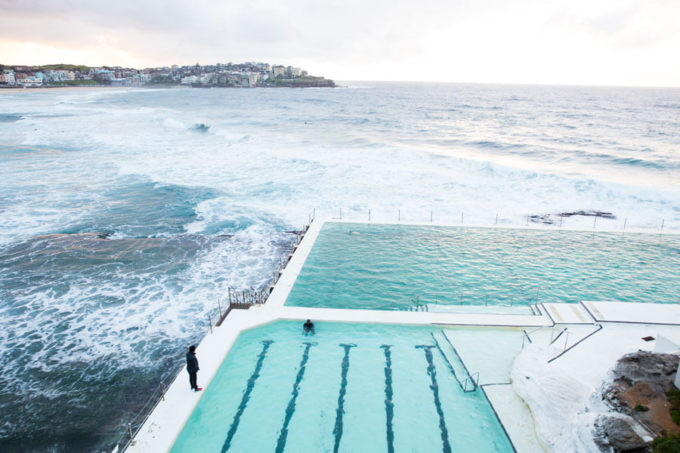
[
  {"xmin": 548, "ymin": 324, "xmax": 603, "ymax": 363},
  {"xmin": 550, "ymin": 327, "xmax": 568, "ymax": 345},
  {"xmin": 462, "ymin": 372, "xmax": 480, "ymax": 392},
  {"xmin": 116, "ymin": 362, "xmax": 185, "ymax": 452}
]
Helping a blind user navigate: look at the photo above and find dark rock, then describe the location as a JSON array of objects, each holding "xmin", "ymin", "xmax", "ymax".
[
  {"xmin": 594, "ymin": 416, "xmax": 649, "ymax": 452},
  {"xmin": 527, "ymin": 214, "xmax": 555, "ymax": 225},
  {"xmin": 598, "ymin": 351, "xmax": 680, "ymax": 451},
  {"xmin": 609, "ymin": 351, "xmax": 679, "ymax": 398},
  {"xmin": 557, "ymin": 210, "xmax": 616, "ymax": 219},
  {"xmin": 526, "ymin": 210, "xmax": 617, "ymax": 225}
]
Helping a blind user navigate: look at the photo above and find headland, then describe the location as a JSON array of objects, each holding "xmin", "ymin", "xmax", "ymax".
[{"xmin": 0, "ymin": 61, "xmax": 335, "ymax": 89}]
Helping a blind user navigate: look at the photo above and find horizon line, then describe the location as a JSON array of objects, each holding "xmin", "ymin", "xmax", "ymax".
[{"xmin": 3, "ymin": 62, "xmax": 679, "ymax": 89}]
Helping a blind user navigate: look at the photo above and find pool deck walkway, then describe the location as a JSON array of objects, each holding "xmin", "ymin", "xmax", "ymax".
[{"xmin": 126, "ymin": 219, "xmax": 680, "ymax": 453}]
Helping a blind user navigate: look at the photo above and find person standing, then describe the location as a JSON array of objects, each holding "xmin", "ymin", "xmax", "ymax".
[{"xmin": 186, "ymin": 345, "xmax": 202, "ymax": 392}]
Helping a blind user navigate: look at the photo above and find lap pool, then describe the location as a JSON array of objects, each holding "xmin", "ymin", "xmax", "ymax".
[
  {"xmin": 170, "ymin": 321, "xmax": 518, "ymax": 453},
  {"xmin": 285, "ymin": 222, "xmax": 680, "ymax": 311}
]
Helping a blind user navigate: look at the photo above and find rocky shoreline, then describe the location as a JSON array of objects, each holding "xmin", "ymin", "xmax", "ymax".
[{"xmin": 596, "ymin": 351, "xmax": 680, "ymax": 452}]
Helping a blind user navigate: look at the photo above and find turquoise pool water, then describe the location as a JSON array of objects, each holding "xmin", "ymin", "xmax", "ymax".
[
  {"xmin": 285, "ymin": 223, "xmax": 680, "ymax": 311},
  {"xmin": 170, "ymin": 321, "xmax": 515, "ymax": 453}
]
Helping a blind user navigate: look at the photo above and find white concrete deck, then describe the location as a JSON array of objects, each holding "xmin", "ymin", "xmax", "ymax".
[
  {"xmin": 543, "ymin": 303, "xmax": 595, "ymax": 324},
  {"xmin": 483, "ymin": 384, "xmax": 548, "ymax": 453},
  {"xmin": 126, "ymin": 219, "xmax": 680, "ymax": 453},
  {"xmin": 582, "ymin": 301, "xmax": 680, "ymax": 325},
  {"xmin": 513, "ymin": 323, "xmax": 680, "ymax": 452}
]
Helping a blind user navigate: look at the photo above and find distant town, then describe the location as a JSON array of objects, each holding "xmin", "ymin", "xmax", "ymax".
[{"xmin": 0, "ymin": 62, "xmax": 335, "ymax": 88}]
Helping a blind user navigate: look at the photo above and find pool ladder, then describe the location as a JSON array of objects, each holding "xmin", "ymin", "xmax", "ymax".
[{"xmin": 431, "ymin": 331, "xmax": 479, "ymax": 392}]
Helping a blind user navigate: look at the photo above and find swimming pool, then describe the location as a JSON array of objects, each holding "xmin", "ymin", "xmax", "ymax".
[
  {"xmin": 285, "ymin": 222, "xmax": 680, "ymax": 311},
  {"xmin": 170, "ymin": 321, "xmax": 517, "ymax": 452}
]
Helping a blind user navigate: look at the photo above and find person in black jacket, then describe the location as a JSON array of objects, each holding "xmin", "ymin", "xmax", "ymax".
[
  {"xmin": 186, "ymin": 345, "xmax": 202, "ymax": 391},
  {"xmin": 303, "ymin": 319, "xmax": 315, "ymax": 335}
]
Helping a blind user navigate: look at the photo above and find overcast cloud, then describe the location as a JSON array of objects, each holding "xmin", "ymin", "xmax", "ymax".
[{"xmin": 1, "ymin": 0, "xmax": 679, "ymax": 86}]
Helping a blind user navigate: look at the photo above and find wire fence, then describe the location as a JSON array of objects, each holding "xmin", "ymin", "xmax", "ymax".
[
  {"xmin": 112, "ymin": 362, "xmax": 185, "ymax": 452},
  {"xmin": 320, "ymin": 206, "xmax": 676, "ymax": 234},
  {"xmin": 116, "ymin": 213, "xmax": 315, "ymax": 452}
]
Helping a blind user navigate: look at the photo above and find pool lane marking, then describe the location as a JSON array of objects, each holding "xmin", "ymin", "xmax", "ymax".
[
  {"xmin": 416, "ymin": 345, "xmax": 452, "ymax": 453},
  {"xmin": 221, "ymin": 340, "xmax": 274, "ymax": 453},
  {"xmin": 380, "ymin": 345, "xmax": 395, "ymax": 453},
  {"xmin": 332, "ymin": 343, "xmax": 357, "ymax": 453},
  {"xmin": 275, "ymin": 342, "xmax": 316, "ymax": 453}
]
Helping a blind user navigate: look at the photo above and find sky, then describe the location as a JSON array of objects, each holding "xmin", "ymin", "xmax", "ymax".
[{"xmin": 1, "ymin": 0, "xmax": 679, "ymax": 87}]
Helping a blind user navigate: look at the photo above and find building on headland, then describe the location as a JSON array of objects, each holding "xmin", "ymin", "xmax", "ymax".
[
  {"xmin": 0, "ymin": 70, "xmax": 16, "ymax": 86},
  {"xmin": 200, "ymin": 73, "xmax": 216, "ymax": 85},
  {"xmin": 44, "ymin": 70, "xmax": 76, "ymax": 82},
  {"xmin": 258, "ymin": 71, "xmax": 270, "ymax": 84},
  {"xmin": 181, "ymin": 75, "xmax": 199, "ymax": 85},
  {"xmin": 14, "ymin": 72, "xmax": 43, "ymax": 87},
  {"xmin": 272, "ymin": 65, "xmax": 287, "ymax": 78},
  {"xmin": 246, "ymin": 72, "xmax": 258, "ymax": 87}
]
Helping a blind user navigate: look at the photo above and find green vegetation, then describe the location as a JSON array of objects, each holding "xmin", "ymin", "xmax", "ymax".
[
  {"xmin": 651, "ymin": 388, "xmax": 680, "ymax": 453},
  {"xmin": 634, "ymin": 404, "xmax": 650, "ymax": 412},
  {"xmin": 39, "ymin": 64, "xmax": 90, "ymax": 71},
  {"xmin": 0, "ymin": 64, "xmax": 90, "ymax": 72},
  {"xmin": 652, "ymin": 434, "xmax": 680, "ymax": 453},
  {"xmin": 668, "ymin": 388, "xmax": 680, "ymax": 425}
]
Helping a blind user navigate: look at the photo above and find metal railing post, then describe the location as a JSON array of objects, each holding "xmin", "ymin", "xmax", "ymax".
[
  {"xmin": 208, "ymin": 313, "xmax": 213, "ymax": 334},
  {"xmin": 398, "ymin": 209, "xmax": 400, "ymax": 222},
  {"xmin": 495, "ymin": 213, "xmax": 498, "ymax": 225},
  {"xmin": 368, "ymin": 209, "xmax": 371, "ymax": 221},
  {"xmin": 160, "ymin": 381, "xmax": 165, "ymax": 401}
]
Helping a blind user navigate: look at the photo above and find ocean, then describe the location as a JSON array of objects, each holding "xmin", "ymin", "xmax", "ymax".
[{"xmin": 0, "ymin": 82, "xmax": 678, "ymax": 452}]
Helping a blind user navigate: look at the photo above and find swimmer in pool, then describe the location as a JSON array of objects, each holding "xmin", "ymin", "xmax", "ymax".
[{"xmin": 303, "ymin": 319, "xmax": 315, "ymax": 335}]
